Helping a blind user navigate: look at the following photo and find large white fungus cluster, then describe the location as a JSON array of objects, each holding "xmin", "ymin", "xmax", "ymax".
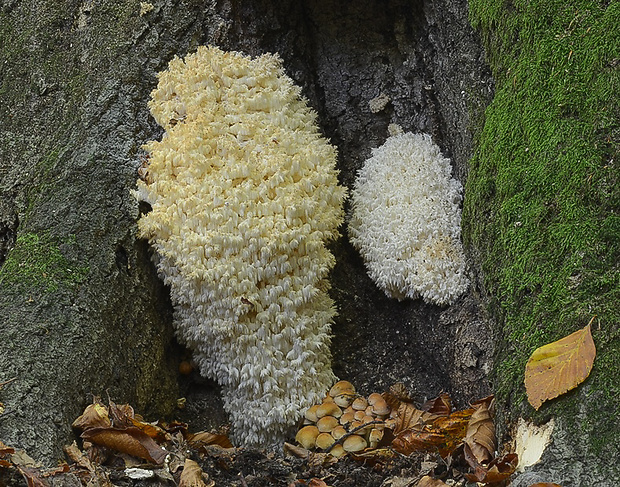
[
  {"xmin": 348, "ymin": 132, "xmax": 468, "ymax": 306},
  {"xmin": 135, "ymin": 46, "xmax": 347, "ymax": 446}
]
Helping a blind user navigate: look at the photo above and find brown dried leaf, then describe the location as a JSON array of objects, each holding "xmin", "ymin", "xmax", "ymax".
[
  {"xmin": 394, "ymin": 402, "xmax": 438, "ymax": 434},
  {"xmin": 464, "ymin": 395, "xmax": 496, "ymax": 464},
  {"xmin": 0, "ymin": 441, "xmax": 15, "ymax": 456},
  {"xmin": 72, "ymin": 401, "xmax": 110, "ymax": 431},
  {"xmin": 283, "ymin": 442, "xmax": 310, "ymax": 459},
  {"xmin": 188, "ymin": 431, "xmax": 233, "ymax": 449},
  {"xmin": 129, "ymin": 417, "xmax": 169, "ymax": 442},
  {"xmin": 463, "ymin": 447, "xmax": 518, "ymax": 484},
  {"xmin": 15, "ymin": 465, "xmax": 49, "ymax": 487},
  {"xmin": 525, "ymin": 320, "xmax": 596, "ymax": 410},
  {"xmin": 108, "ymin": 400, "xmax": 135, "ymax": 428},
  {"xmin": 179, "ymin": 458, "xmax": 213, "ymax": 487},
  {"xmin": 307, "ymin": 452, "xmax": 338, "ymax": 469},
  {"xmin": 64, "ymin": 441, "xmax": 95, "ymax": 473},
  {"xmin": 421, "ymin": 393, "xmax": 452, "ymax": 416},
  {"xmin": 81, "ymin": 427, "xmax": 167, "ymax": 464},
  {"xmin": 528, "ymin": 484, "xmax": 562, "ymax": 487},
  {"xmin": 392, "ymin": 408, "xmax": 473, "ymax": 458},
  {"xmin": 308, "ymin": 479, "xmax": 329, "ymax": 487},
  {"xmin": 350, "ymin": 448, "xmax": 397, "ymax": 467},
  {"xmin": 416, "ymin": 476, "xmax": 450, "ymax": 487}
]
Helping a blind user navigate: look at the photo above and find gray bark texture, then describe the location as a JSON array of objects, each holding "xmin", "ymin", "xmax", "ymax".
[{"xmin": 3, "ymin": 2, "xmax": 595, "ymax": 485}]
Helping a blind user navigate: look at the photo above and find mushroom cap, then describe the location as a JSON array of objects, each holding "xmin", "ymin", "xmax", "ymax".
[
  {"xmin": 343, "ymin": 434, "xmax": 368, "ymax": 452},
  {"xmin": 316, "ymin": 432, "xmax": 336, "ymax": 450},
  {"xmin": 333, "ymin": 393, "xmax": 356, "ymax": 408},
  {"xmin": 329, "ymin": 444, "xmax": 346, "ymax": 458},
  {"xmin": 371, "ymin": 397, "xmax": 390, "ymax": 416},
  {"xmin": 368, "ymin": 427, "xmax": 384, "ymax": 448},
  {"xmin": 316, "ymin": 402, "xmax": 342, "ymax": 419},
  {"xmin": 317, "ymin": 415, "xmax": 339, "ymax": 433},
  {"xmin": 331, "ymin": 425, "xmax": 347, "ymax": 440},
  {"xmin": 304, "ymin": 404, "xmax": 321, "ymax": 423},
  {"xmin": 329, "ymin": 380, "xmax": 356, "ymax": 397},
  {"xmin": 352, "ymin": 397, "xmax": 368, "ymax": 411},
  {"xmin": 340, "ymin": 411, "xmax": 356, "ymax": 426},
  {"xmin": 295, "ymin": 425, "xmax": 320, "ymax": 449}
]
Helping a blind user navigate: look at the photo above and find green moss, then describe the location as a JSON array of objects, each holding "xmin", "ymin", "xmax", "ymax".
[
  {"xmin": 465, "ymin": 0, "xmax": 619, "ymax": 455},
  {"xmin": 0, "ymin": 233, "xmax": 89, "ymax": 293}
]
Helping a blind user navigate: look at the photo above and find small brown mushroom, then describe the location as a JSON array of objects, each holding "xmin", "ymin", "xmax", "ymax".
[
  {"xmin": 352, "ymin": 397, "xmax": 368, "ymax": 411},
  {"xmin": 334, "ymin": 393, "xmax": 356, "ymax": 408},
  {"xmin": 316, "ymin": 402, "xmax": 342, "ymax": 419},
  {"xmin": 317, "ymin": 415, "xmax": 339, "ymax": 433},
  {"xmin": 340, "ymin": 411, "xmax": 356, "ymax": 425},
  {"xmin": 370, "ymin": 397, "xmax": 390, "ymax": 416},
  {"xmin": 304, "ymin": 404, "xmax": 321, "ymax": 423},
  {"xmin": 316, "ymin": 432, "xmax": 336, "ymax": 450},
  {"xmin": 329, "ymin": 380, "xmax": 356, "ymax": 397},
  {"xmin": 329, "ymin": 444, "xmax": 346, "ymax": 458},
  {"xmin": 343, "ymin": 434, "xmax": 367, "ymax": 452},
  {"xmin": 331, "ymin": 425, "xmax": 347, "ymax": 440},
  {"xmin": 368, "ymin": 428, "xmax": 384, "ymax": 448},
  {"xmin": 295, "ymin": 425, "xmax": 319, "ymax": 449}
]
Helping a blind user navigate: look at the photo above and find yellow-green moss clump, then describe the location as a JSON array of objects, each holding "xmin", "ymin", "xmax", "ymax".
[{"xmin": 135, "ymin": 46, "xmax": 347, "ymax": 447}]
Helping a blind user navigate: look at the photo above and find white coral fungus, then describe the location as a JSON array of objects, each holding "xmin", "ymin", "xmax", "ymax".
[
  {"xmin": 135, "ymin": 46, "xmax": 347, "ymax": 446},
  {"xmin": 348, "ymin": 132, "xmax": 468, "ymax": 305}
]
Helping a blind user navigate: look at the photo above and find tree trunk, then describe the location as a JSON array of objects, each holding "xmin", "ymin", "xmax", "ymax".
[{"xmin": 2, "ymin": 1, "xmax": 613, "ymax": 485}]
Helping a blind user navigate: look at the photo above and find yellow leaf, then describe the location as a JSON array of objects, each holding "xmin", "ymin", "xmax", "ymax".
[{"xmin": 524, "ymin": 319, "xmax": 596, "ymax": 410}]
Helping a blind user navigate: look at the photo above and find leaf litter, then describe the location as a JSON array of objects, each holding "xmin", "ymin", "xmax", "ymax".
[{"xmin": 0, "ymin": 375, "xmax": 579, "ymax": 486}]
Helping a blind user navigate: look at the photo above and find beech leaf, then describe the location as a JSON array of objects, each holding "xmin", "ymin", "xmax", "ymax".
[
  {"xmin": 464, "ymin": 395, "xmax": 496, "ymax": 464},
  {"xmin": 421, "ymin": 392, "xmax": 452, "ymax": 416},
  {"xmin": 81, "ymin": 427, "xmax": 168, "ymax": 464},
  {"xmin": 179, "ymin": 458, "xmax": 213, "ymax": 487},
  {"xmin": 524, "ymin": 320, "xmax": 596, "ymax": 410},
  {"xmin": 416, "ymin": 476, "xmax": 450, "ymax": 487}
]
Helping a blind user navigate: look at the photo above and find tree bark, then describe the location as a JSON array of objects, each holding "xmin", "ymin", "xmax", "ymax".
[{"xmin": 1, "ymin": 0, "xmax": 495, "ymax": 467}]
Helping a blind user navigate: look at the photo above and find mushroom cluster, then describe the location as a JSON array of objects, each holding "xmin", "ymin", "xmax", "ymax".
[{"xmin": 295, "ymin": 381, "xmax": 397, "ymax": 457}]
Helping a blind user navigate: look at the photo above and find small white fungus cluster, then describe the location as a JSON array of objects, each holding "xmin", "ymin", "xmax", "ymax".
[
  {"xmin": 348, "ymin": 132, "xmax": 468, "ymax": 306},
  {"xmin": 135, "ymin": 46, "xmax": 347, "ymax": 446}
]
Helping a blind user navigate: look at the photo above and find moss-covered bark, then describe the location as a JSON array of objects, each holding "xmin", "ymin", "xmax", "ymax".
[
  {"xmin": 464, "ymin": 0, "xmax": 619, "ymax": 482},
  {"xmin": 0, "ymin": 0, "xmax": 188, "ymax": 462}
]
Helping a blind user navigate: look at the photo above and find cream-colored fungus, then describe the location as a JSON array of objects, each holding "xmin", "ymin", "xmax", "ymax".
[
  {"xmin": 349, "ymin": 132, "xmax": 468, "ymax": 306},
  {"xmin": 135, "ymin": 46, "xmax": 346, "ymax": 446}
]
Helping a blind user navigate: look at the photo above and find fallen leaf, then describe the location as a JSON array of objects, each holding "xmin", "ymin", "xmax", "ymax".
[
  {"xmin": 393, "ymin": 402, "xmax": 439, "ymax": 434},
  {"xmin": 283, "ymin": 442, "xmax": 310, "ymax": 459},
  {"xmin": 107, "ymin": 400, "xmax": 135, "ymax": 428},
  {"xmin": 179, "ymin": 458, "xmax": 213, "ymax": 487},
  {"xmin": 72, "ymin": 401, "xmax": 111, "ymax": 431},
  {"xmin": 525, "ymin": 319, "xmax": 596, "ymax": 410},
  {"xmin": 463, "ymin": 448, "xmax": 518, "ymax": 484},
  {"xmin": 528, "ymin": 484, "xmax": 562, "ymax": 487},
  {"xmin": 392, "ymin": 409, "xmax": 472, "ymax": 457},
  {"xmin": 129, "ymin": 417, "xmax": 169, "ymax": 443},
  {"xmin": 421, "ymin": 393, "xmax": 452, "ymax": 416},
  {"xmin": 0, "ymin": 441, "xmax": 15, "ymax": 456},
  {"xmin": 464, "ymin": 395, "xmax": 496, "ymax": 464},
  {"xmin": 308, "ymin": 479, "xmax": 329, "ymax": 487},
  {"xmin": 416, "ymin": 476, "xmax": 450, "ymax": 487},
  {"xmin": 187, "ymin": 431, "xmax": 233, "ymax": 449},
  {"xmin": 15, "ymin": 465, "xmax": 49, "ymax": 487},
  {"xmin": 81, "ymin": 427, "xmax": 168, "ymax": 464}
]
